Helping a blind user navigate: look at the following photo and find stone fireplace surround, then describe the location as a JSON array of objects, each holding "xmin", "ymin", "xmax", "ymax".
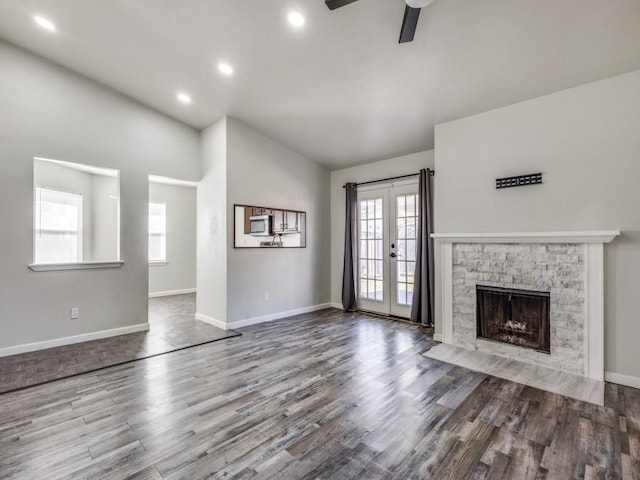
[{"xmin": 432, "ymin": 231, "xmax": 619, "ymax": 382}]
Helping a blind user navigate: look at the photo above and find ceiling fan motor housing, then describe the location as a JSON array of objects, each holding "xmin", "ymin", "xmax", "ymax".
[{"xmin": 405, "ymin": 0, "xmax": 435, "ymax": 8}]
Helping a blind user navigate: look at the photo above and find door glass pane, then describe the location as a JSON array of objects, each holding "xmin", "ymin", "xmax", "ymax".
[
  {"xmin": 407, "ymin": 261, "xmax": 416, "ymax": 278},
  {"xmin": 397, "ymin": 217, "xmax": 406, "ymax": 241},
  {"xmin": 375, "ymin": 260, "xmax": 383, "ymax": 277},
  {"xmin": 398, "ymin": 240, "xmax": 406, "ymax": 260},
  {"xmin": 395, "ymin": 193, "xmax": 418, "ymax": 306},
  {"xmin": 406, "ymin": 239, "xmax": 416, "ymax": 262},
  {"xmin": 375, "ymin": 281, "xmax": 383, "ymax": 301},
  {"xmin": 406, "ymin": 217, "xmax": 416, "ymax": 240},
  {"xmin": 406, "ymin": 283, "xmax": 414, "ymax": 306},
  {"xmin": 375, "ymin": 240, "xmax": 383, "ymax": 259},
  {"xmin": 358, "ymin": 197, "xmax": 384, "ymax": 301},
  {"xmin": 375, "ymin": 219, "xmax": 383, "ymax": 239},
  {"xmin": 397, "ymin": 196, "xmax": 406, "ymax": 218},
  {"xmin": 398, "ymin": 261, "xmax": 406, "ymax": 280},
  {"xmin": 397, "ymin": 282, "xmax": 406, "ymax": 306},
  {"xmin": 406, "ymin": 195, "xmax": 416, "ymax": 217}
]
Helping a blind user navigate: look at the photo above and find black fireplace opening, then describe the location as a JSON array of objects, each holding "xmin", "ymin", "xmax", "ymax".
[{"xmin": 476, "ymin": 285, "xmax": 550, "ymax": 353}]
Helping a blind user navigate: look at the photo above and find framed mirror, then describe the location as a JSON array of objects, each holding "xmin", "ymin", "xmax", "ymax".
[{"xmin": 234, "ymin": 204, "xmax": 306, "ymax": 248}]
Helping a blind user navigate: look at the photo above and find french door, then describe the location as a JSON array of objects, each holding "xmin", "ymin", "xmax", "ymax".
[{"xmin": 357, "ymin": 183, "xmax": 418, "ymax": 318}]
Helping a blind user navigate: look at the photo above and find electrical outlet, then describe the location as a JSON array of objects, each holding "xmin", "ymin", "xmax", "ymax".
[
  {"xmin": 70, "ymin": 307, "xmax": 79, "ymax": 320},
  {"xmin": 263, "ymin": 292, "xmax": 269, "ymax": 302}
]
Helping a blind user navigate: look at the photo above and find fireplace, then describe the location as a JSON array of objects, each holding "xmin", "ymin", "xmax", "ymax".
[
  {"xmin": 476, "ymin": 285, "xmax": 550, "ymax": 353},
  {"xmin": 433, "ymin": 231, "xmax": 619, "ymax": 381}
]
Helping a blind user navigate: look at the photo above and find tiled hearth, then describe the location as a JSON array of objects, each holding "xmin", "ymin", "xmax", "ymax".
[{"xmin": 427, "ymin": 231, "xmax": 619, "ymax": 404}]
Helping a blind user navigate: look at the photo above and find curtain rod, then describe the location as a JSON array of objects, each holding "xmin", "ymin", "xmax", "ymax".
[{"xmin": 342, "ymin": 170, "xmax": 434, "ymax": 189}]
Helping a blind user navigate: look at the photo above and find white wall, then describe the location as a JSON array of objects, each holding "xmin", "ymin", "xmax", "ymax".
[
  {"xmin": 149, "ymin": 181, "xmax": 197, "ymax": 295},
  {"xmin": 225, "ymin": 117, "xmax": 331, "ymax": 325},
  {"xmin": 0, "ymin": 40, "xmax": 200, "ymax": 349},
  {"xmin": 329, "ymin": 151, "xmax": 435, "ymax": 306},
  {"xmin": 92, "ymin": 174, "xmax": 119, "ymax": 261},
  {"xmin": 434, "ymin": 69, "xmax": 640, "ymax": 381},
  {"xmin": 196, "ymin": 118, "xmax": 228, "ymax": 324}
]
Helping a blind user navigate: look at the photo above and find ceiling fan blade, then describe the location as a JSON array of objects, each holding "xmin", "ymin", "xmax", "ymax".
[
  {"xmin": 399, "ymin": 5, "xmax": 421, "ymax": 43},
  {"xmin": 325, "ymin": 0, "xmax": 359, "ymax": 10}
]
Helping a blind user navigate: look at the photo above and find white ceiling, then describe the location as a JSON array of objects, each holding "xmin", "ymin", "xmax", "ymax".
[{"xmin": 2, "ymin": 0, "xmax": 640, "ymax": 169}]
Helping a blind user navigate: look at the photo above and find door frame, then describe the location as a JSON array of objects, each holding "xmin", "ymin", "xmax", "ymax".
[
  {"xmin": 388, "ymin": 183, "xmax": 418, "ymax": 318},
  {"xmin": 356, "ymin": 179, "xmax": 418, "ymax": 318},
  {"xmin": 356, "ymin": 187, "xmax": 390, "ymax": 315}
]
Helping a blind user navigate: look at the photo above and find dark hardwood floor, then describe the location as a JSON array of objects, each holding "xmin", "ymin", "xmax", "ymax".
[
  {"xmin": 0, "ymin": 294, "xmax": 238, "ymax": 394},
  {"xmin": 0, "ymin": 308, "xmax": 637, "ymax": 479}
]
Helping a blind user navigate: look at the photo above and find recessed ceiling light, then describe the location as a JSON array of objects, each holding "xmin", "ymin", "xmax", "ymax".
[
  {"xmin": 217, "ymin": 62, "xmax": 234, "ymax": 76},
  {"xmin": 176, "ymin": 93, "xmax": 192, "ymax": 104},
  {"xmin": 34, "ymin": 15, "xmax": 56, "ymax": 32},
  {"xmin": 287, "ymin": 12, "xmax": 305, "ymax": 28}
]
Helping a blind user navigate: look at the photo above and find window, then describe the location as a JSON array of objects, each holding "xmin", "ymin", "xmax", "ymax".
[
  {"xmin": 359, "ymin": 197, "xmax": 384, "ymax": 301},
  {"xmin": 395, "ymin": 193, "xmax": 418, "ymax": 306},
  {"xmin": 149, "ymin": 202, "xmax": 166, "ymax": 262},
  {"xmin": 34, "ymin": 187, "xmax": 83, "ymax": 264}
]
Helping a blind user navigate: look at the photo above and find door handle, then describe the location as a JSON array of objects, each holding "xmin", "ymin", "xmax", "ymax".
[{"xmin": 390, "ymin": 252, "xmax": 397, "ymax": 258}]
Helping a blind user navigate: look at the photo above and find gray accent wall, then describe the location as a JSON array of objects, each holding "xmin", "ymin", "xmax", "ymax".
[
  {"xmin": 225, "ymin": 117, "xmax": 331, "ymax": 324},
  {"xmin": 0, "ymin": 40, "xmax": 200, "ymax": 349},
  {"xmin": 196, "ymin": 117, "xmax": 331, "ymax": 326},
  {"xmin": 434, "ymin": 68, "xmax": 640, "ymax": 380}
]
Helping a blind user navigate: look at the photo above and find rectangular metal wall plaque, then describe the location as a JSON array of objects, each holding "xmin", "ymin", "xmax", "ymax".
[{"xmin": 496, "ymin": 173, "xmax": 542, "ymax": 189}]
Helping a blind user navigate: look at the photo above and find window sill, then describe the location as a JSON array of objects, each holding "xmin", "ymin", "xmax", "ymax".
[
  {"xmin": 29, "ymin": 261, "xmax": 124, "ymax": 272},
  {"xmin": 149, "ymin": 261, "xmax": 168, "ymax": 266}
]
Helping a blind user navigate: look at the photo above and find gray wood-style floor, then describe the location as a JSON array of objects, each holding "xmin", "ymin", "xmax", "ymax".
[
  {"xmin": 0, "ymin": 294, "xmax": 238, "ymax": 394},
  {"xmin": 0, "ymin": 308, "xmax": 638, "ymax": 479}
]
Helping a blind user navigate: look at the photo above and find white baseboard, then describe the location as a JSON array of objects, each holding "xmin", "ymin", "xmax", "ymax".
[
  {"xmin": 149, "ymin": 288, "xmax": 196, "ymax": 298},
  {"xmin": 0, "ymin": 323, "xmax": 150, "ymax": 358},
  {"xmin": 330, "ymin": 302, "xmax": 343, "ymax": 310},
  {"xmin": 605, "ymin": 371, "xmax": 640, "ymax": 390},
  {"xmin": 195, "ymin": 313, "xmax": 227, "ymax": 330},
  {"xmin": 228, "ymin": 303, "xmax": 333, "ymax": 329},
  {"xmin": 433, "ymin": 333, "xmax": 443, "ymax": 342}
]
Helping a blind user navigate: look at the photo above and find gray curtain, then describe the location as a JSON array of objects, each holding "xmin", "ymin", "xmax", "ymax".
[
  {"xmin": 342, "ymin": 183, "xmax": 358, "ymax": 311},
  {"xmin": 410, "ymin": 169, "xmax": 435, "ymax": 326}
]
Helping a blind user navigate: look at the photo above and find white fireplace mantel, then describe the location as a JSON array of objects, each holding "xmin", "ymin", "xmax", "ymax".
[
  {"xmin": 432, "ymin": 230, "xmax": 620, "ymax": 382},
  {"xmin": 432, "ymin": 230, "xmax": 620, "ymax": 244}
]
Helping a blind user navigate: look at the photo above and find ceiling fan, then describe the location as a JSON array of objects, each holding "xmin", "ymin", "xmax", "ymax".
[{"xmin": 325, "ymin": 0, "xmax": 435, "ymax": 43}]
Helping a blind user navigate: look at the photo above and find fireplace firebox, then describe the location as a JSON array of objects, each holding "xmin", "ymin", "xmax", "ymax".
[{"xmin": 476, "ymin": 285, "xmax": 550, "ymax": 353}]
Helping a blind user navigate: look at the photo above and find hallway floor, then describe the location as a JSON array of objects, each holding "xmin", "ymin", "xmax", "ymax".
[{"xmin": 0, "ymin": 294, "xmax": 238, "ymax": 394}]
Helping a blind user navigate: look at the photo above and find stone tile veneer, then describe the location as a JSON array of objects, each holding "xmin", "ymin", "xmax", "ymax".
[{"xmin": 452, "ymin": 243, "xmax": 585, "ymax": 375}]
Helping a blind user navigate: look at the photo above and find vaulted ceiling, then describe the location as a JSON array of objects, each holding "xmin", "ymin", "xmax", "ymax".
[{"xmin": 1, "ymin": 0, "xmax": 640, "ymax": 169}]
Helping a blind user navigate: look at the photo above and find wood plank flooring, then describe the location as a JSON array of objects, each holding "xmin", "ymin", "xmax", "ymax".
[
  {"xmin": 0, "ymin": 308, "xmax": 638, "ymax": 479},
  {"xmin": 0, "ymin": 294, "xmax": 238, "ymax": 394}
]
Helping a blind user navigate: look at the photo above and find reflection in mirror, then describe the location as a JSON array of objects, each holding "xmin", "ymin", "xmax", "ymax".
[
  {"xmin": 33, "ymin": 157, "xmax": 120, "ymax": 264},
  {"xmin": 234, "ymin": 204, "xmax": 306, "ymax": 248}
]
